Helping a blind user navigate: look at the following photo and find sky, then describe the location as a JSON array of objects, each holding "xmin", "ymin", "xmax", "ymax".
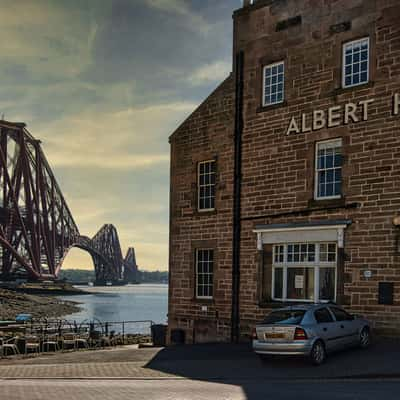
[{"xmin": 0, "ymin": 0, "xmax": 240, "ymax": 271}]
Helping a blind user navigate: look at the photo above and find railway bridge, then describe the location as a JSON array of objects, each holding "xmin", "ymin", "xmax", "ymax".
[{"xmin": 0, "ymin": 120, "xmax": 138, "ymax": 284}]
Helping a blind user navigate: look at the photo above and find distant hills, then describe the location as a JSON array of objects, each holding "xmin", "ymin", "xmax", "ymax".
[{"xmin": 59, "ymin": 269, "xmax": 168, "ymax": 284}]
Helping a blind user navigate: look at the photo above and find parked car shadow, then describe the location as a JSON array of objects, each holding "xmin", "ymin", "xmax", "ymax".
[{"xmin": 144, "ymin": 339, "xmax": 399, "ymax": 399}]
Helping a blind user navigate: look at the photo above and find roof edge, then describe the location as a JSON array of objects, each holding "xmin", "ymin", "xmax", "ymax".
[
  {"xmin": 233, "ymin": 0, "xmax": 279, "ymax": 18},
  {"xmin": 168, "ymin": 73, "xmax": 233, "ymax": 143}
]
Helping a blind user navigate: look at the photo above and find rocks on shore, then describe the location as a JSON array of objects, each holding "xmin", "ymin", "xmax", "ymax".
[{"xmin": 0, "ymin": 289, "xmax": 81, "ymax": 320}]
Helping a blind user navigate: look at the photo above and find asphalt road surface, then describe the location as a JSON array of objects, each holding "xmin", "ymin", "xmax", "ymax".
[{"xmin": 1, "ymin": 379, "xmax": 400, "ymax": 400}]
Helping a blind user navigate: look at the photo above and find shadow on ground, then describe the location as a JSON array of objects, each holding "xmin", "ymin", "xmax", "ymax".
[{"xmin": 144, "ymin": 339, "xmax": 400, "ymax": 399}]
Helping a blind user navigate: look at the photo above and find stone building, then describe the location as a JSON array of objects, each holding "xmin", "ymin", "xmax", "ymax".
[{"xmin": 168, "ymin": 0, "xmax": 400, "ymax": 343}]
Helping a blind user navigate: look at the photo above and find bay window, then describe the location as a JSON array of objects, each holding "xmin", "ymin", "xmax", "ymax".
[{"xmin": 272, "ymin": 242, "xmax": 337, "ymax": 302}]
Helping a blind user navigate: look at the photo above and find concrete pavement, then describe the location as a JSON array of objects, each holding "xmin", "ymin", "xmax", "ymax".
[
  {"xmin": 1, "ymin": 339, "xmax": 400, "ymax": 380},
  {"xmin": 1, "ymin": 379, "xmax": 400, "ymax": 400},
  {"xmin": 1, "ymin": 339, "xmax": 400, "ymax": 399}
]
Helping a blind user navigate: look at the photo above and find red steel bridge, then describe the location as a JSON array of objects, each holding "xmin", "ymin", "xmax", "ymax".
[{"xmin": 0, "ymin": 120, "xmax": 138, "ymax": 284}]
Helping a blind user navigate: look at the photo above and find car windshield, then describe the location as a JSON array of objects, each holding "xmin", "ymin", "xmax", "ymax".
[{"xmin": 263, "ymin": 310, "xmax": 306, "ymax": 325}]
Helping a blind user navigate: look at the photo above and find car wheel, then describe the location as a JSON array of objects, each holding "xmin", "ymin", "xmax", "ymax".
[
  {"xmin": 310, "ymin": 340, "xmax": 326, "ymax": 366},
  {"xmin": 359, "ymin": 327, "xmax": 370, "ymax": 349}
]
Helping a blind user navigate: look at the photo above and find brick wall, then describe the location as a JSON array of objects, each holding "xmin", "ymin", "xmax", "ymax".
[
  {"xmin": 169, "ymin": 0, "xmax": 400, "ymax": 341},
  {"xmin": 235, "ymin": 0, "xmax": 400, "ymax": 335},
  {"xmin": 169, "ymin": 77, "xmax": 235, "ymax": 342}
]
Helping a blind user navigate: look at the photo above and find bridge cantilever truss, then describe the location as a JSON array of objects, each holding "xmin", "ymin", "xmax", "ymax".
[
  {"xmin": 75, "ymin": 225, "xmax": 126, "ymax": 283},
  {"xmin": 124, "ymin": 247, "xmax": 139, "ymax": 283},
  {"xmin": 0, "ymin": 120, "xmax": 137, "ymax": 283}
]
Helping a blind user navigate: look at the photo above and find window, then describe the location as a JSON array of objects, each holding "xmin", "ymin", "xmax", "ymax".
[
  {"xmin": 314, "ymin": 308, "xmax": 334, "ymax": 324},
  {"xmin": 272, "ymin": 242, "xmax": 337, "ymax": 302},
  {"xmin": 287, "ymin": 243, "xmax": 315, "ymax": 262},
  {"xmin": 343, "ymin": 37, "xmax": 369, "ymax": 88},
  {"xmin": 315, "ymin": 139, "xmax": 342, "ymax": 200},
  {"xmin": 263, "ymin": 61, "xmax": 284, "ymax": 106},
  {"xmin": 198, "ymin": 160, "xmax": 216, "ymax": 211},
  {"xmin": 262, "ymin": 310, "xmax": 306, "ymax": 325},
  {"xmin": 273, "ymin": 245, "xmax": 284, "ymax": 263},
  {"xmin": 196, "ymin": 249, "xmax": 214, "ymax": 299},
  {"xmin": 320, "ymin": 243, "xmax": 337, "ymax": 262}
]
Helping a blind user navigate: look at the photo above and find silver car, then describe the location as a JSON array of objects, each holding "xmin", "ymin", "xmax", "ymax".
[{"xmin": 252, "ymin": 304, "xmax": 370, "ymax": 365}]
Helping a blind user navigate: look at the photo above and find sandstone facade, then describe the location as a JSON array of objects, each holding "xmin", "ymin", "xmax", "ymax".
[{"xmin": 169, "ymin": 0, "xmax": 400, "ymax": 342}]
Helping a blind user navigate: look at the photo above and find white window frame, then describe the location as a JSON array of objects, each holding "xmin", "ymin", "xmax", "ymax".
[
  {"xmin": 342, "ymin": 37, "xmax": 370, "ymax": 89},
  {"xmin": 262, "ymin": 61, "xmax": 285, "ymax": 107},
  {"xmin": 195, "ymin": 249, "xmax": 214, "ymax": 300},
  {"xmin": 272, "ymin": 242, "xmax": 337, "ymax": 303},
  {"xmin": 197, "ymin": 160, "xmax": 216, "ymax": 212},
  {"xmin": 314, "ymin": 138, "xmax": 343, "ymax": 201}
]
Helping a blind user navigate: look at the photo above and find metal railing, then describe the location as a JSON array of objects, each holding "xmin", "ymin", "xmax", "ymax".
[{"xmin": 20, "ymin": 318, "xmax": 155, "ymax": 346}]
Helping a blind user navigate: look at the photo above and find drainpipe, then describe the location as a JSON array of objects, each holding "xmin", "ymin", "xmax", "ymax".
[{"xmin": 231, "ymin": 50, "xmax": 244, "ymax": 343}]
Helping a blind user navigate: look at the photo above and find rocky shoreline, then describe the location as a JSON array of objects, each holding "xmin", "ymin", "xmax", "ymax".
[{"xmin": 0, "ymin": 289, "xmax": 81, "ymax": 320}]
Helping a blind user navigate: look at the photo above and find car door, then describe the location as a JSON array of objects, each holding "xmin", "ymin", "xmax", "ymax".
[
  {"xmin": 313, "ymin": 307, "xmax": 337, "ymax": 352},
  {"xmin": 328, "ymin": 306, "xmax": 356, "ymax": 348}
]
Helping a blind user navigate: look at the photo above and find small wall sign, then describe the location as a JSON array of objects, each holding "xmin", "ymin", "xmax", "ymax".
[
  {"xmin": 363, "ymin": 270, "xmax": 372, "ymax": 279},
  {"xmin": 295, "ymin": 275, "xmax": 304, "ymax": 289}
]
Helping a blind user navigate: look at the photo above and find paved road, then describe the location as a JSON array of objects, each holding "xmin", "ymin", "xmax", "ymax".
[
  {"xmin": 1, "ymin": 341, "xmax": 400, "ymax": 399},
  {"xmin": 1, "ymin": 378, "xmax": 400, "ymax": 400},
  {"xmin": 2, "ymin": 340, "xmax": 400, "ymax": 380}
]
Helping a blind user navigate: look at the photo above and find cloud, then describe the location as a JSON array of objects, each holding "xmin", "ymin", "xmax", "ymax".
[
  {"xmin": 0, "ymin": 0, "xmax": 95, "ymax": 77},
  {"xmin": 188, "ymin": 60, "xmax": 232, "ymax": 86},
  {"xmin": 0, "ymin": 0, "xmax": 239, "ymax": 271},
  {"xmin": 81, "ymin": 0, "xmax": 233, "ymax": 98},
  {"xmin": 144, "ymin": 0, "xmax": 210, "ymax": 34},
  {"xmin": 36, "ymin": 101, "xmax": 196, "ymax": 169},
  {"xmin": 50, "ymin": 152, "xmax": 169, "ymax": 170}
]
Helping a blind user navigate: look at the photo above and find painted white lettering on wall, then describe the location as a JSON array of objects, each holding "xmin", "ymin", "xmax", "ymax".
[
  {"xmin": 313, "ymin": 110, "xmax": 326, "ymax": 130},
  {"xmin": 287, "ymin": 117, "xmax": 300, "ymax": 135},
  {"xmin": 359, "ymin": 99, "xmax": 374, "ymax": 121},
  {"xmin": 327, "ymin": 105, "xmax": 342, "ymax": 128},
  {"xmin": 344, "ymin": 103, "xmax": 358, "ymax": 124},
  {"xmin": 286, "ymin": 94, "xmax": 400, "ymax": 135}
]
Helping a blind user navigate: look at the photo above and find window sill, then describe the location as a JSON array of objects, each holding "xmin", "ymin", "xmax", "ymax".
[
  {"xmin": 333, "ymin": 81, "xmax": 374, "ymax": 96},
  {"xmin": 194, "ymin": 209, "xmax": 217, "ymax": 217},
  {"xmin": 193, "ymin": 297, "xmax": 214, "ymax": 304},
  {"xmin": 256, "ymin": 101, "xmax": 287, "ymax": 113},
  {"xmin": 308, "ymin": 197, "xmax": 346, "ymax": 209}
]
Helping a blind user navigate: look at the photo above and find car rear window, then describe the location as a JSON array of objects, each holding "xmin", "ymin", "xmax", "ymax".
[{"xmin": 262, "ymin": 310, "xmax": 306, "ymax": 325}]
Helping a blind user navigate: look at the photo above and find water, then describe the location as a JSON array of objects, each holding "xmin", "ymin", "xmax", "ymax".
[{"xmin": 59, "ymin": 284, "xmax": 168, "ymax": 333}]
